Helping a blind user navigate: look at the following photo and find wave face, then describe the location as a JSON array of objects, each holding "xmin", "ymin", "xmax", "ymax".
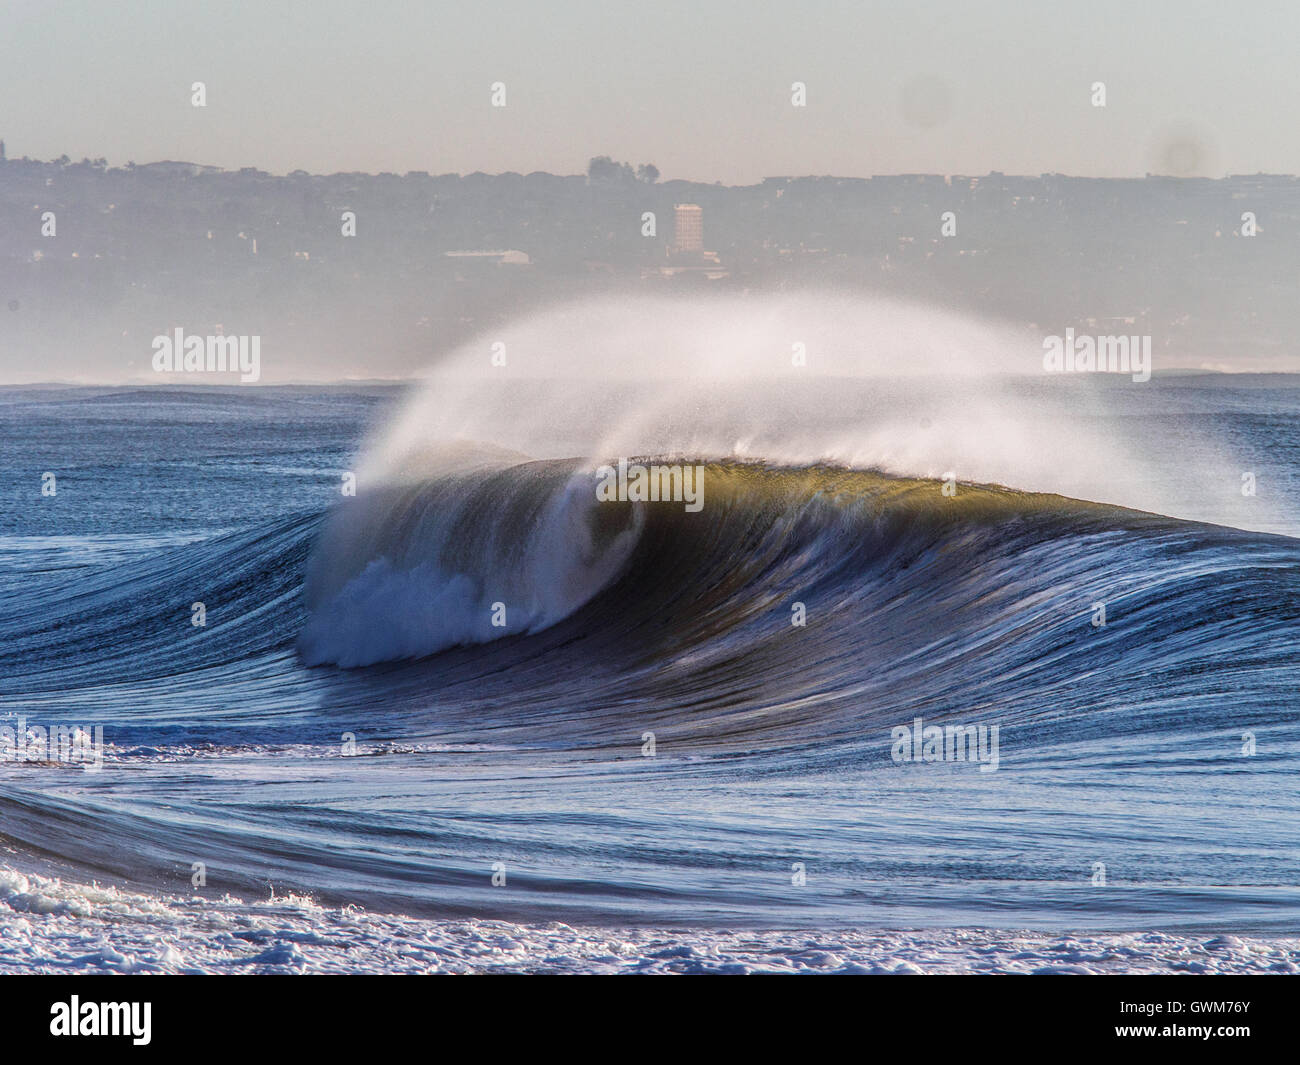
[{"xmin": 3, "ymin": 328, "xmax": 1300, "ymax": 940}]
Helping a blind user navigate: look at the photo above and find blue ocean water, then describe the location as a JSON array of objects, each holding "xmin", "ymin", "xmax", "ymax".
[{"xmin": 1, "ymin": 378, "xmax": 1298, "ymax": 955}]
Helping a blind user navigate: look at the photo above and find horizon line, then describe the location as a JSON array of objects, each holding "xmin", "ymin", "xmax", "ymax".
[
  {"xmin": 2, "ymin": 154, "xmax": 1296, "ymax": 186},
  {"xmin": 7, "ymin": 368, "xmax": 1299, "ymax": 389}
]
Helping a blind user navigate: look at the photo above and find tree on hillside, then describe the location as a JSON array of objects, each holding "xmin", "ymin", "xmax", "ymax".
[{"xmin": 588, "ymin": 156, "xmax": 659, "ymax": 185}]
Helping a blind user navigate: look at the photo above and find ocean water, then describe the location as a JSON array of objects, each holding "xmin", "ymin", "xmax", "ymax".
[{"xmin": 2, "ymin": 369, "xmax": 1300, "ymax": 974}]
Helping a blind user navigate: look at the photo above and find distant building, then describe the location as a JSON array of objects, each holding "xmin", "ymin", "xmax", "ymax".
[
  {"xmin": 672, "ymin": 204, "xmax": 704, "ymax": 254},
  {"xmin": 653, "ymin": 202, "xmax": 726, "ymax": 279},
  {"xmin": 137, "ymin": 160, "xmax": 224, "ymax": 177},
  {"xmin": 443, "ymin": 249, "xmax": 531, "ymax": 265}
]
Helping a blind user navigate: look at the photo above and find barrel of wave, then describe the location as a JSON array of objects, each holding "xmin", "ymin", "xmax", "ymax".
[{"xmin": 298, "ymin": 451, "xmax": 644, "ymax": 667}]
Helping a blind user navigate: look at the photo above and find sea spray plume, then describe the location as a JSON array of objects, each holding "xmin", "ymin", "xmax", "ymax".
[
  {"xmin": 354, "ymin": 292, "xmax": 1255, "ymax": 521},
  {"xmin": 358, "ymin": 293, "xmax": 1059, "ymax": 484}
]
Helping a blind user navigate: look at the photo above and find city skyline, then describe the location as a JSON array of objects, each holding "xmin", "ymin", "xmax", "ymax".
[
  {"xmin": 4, "ymin": 157, "xmax": 1296, "ymax": 382},
  {"xmin": 11, "ymin": 140, "xmax": 1300, "ymax": 184}
]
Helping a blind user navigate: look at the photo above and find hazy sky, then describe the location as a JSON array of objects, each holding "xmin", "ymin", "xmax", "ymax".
[{"xmin": 2, "ymin": 0, "xmax": 1296, "ymax": 182}]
